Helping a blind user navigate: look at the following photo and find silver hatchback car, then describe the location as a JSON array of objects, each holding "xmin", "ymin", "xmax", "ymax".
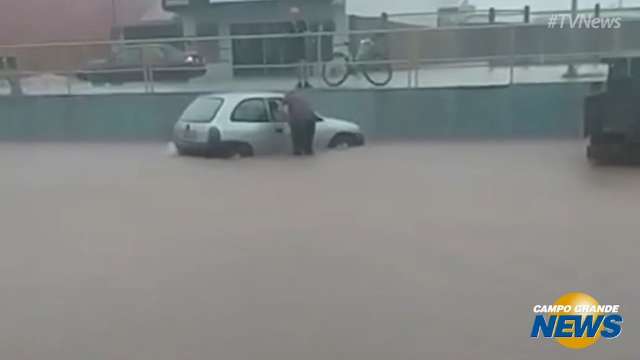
[{"xmin": 173, "ymin": 92, "xmax": 365, "ymax": 157}]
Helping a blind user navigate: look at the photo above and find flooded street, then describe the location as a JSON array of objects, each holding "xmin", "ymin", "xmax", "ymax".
[{"xmin": 0, "ymin": 141, "xmax": 638, "ymax": 360}]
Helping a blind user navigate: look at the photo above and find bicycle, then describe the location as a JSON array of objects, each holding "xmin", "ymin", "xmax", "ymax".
[{"xmin": 322, "ymin": 38, "xmax": 393, "ymax": 87}]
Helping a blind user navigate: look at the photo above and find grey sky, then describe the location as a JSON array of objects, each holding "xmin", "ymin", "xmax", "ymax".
[{"xmin": 347, "ymin": 0, "xmax": 640, "ymax": 15}]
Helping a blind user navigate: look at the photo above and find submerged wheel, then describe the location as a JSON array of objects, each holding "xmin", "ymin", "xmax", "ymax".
[
  {"xmin": 223, "ymin": 143, "xmax": 254, "ymax": 159},
  {"xmin": 329, "ymin": 134, "xmax": 359, "ymax": 150}
]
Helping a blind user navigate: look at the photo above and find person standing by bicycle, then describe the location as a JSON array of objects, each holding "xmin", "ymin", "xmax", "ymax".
[
  {"xmin": 371, "ymin": 12, "xmax": 390, "ymax": 62},
  {"xmin": 290, "ymin": 7, "xmax": 312, "ymax": 89}
]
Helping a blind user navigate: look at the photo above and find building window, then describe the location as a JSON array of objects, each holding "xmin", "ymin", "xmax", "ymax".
[
  {"xmin": 230, "ymin": 20, "xmax": 335, "ymax": 76},
  {"xmin": 195, "ymin": 23, "xmax": 220, "ymax": 62}
]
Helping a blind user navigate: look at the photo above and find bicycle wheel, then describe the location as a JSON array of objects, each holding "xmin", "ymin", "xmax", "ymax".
[
  {"xmin": 322, "ymin": 52, "xmax": 350, "ymax": 87},
  {"xmin": 362, "ymin": 62, "xmax": 393, "ymax": 86}
]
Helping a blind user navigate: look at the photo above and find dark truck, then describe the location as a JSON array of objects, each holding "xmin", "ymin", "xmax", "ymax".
[{"xmin": 585, "ymin": 57, "xmax": 640, "ymax": 163}]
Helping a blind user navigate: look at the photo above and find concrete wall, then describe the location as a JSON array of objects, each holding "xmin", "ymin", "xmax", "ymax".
[
  {"xmin": 0, "ymin": 94, "xmax": 195, "ymax": 141},
  {"xmin": 310, "ymin": 83, "xmax": 589, "ymax": 139},
  {"xmin": 0, "ymin": 83, "xmax": 591, "ymax": 141}
]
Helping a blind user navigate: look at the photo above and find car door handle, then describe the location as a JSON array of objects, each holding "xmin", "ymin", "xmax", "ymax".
[{"xmin": 275, "ymin": 128, "xmax": 285, "ymax": 133}]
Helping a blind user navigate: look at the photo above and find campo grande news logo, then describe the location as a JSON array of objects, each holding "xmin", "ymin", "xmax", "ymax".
[{"xmin": 530, "ymin": 292, "xmax": 623, "ymax": 350}]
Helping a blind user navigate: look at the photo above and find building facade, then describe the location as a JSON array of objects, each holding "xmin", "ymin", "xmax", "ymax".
[{"xmin": 163, "ymin": 0, "xmax": 348, "ymax": 77}]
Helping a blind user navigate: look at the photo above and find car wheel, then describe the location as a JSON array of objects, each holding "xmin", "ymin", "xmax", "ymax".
[
  {"xmin": 329, "ymin": 134, "xmax": 358, "ymax": 150},
  {"xmin": 223, "ymin": 143, "xmax": 254, "ymax": 159}
]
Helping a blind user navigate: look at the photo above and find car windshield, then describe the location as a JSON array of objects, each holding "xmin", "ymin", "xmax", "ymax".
[{"xmin": 180, "ymin": 97, "xmax": 223, "ymax": 123}]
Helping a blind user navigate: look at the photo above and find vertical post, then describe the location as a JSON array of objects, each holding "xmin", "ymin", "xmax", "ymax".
[
  {"xmin": 66, "ymin": 73, "xmax": 72, "ymax": 95},
  {"xmin": 149, "ymin": 66, "xmax": 155, "ymax": 93},
  {"xmin": 510, "ymin": 26, "xmax": 516, "ymax": 85},
  {"xmin": 524, "ymin": 5, "xmax": 530, "ymax": 23},
  {"xmin": 317, "ymin": 23, "xmax": 324, "ymax": 81},
  {"xmin": 489, "ymin": 7, "xmax": 496, "ymax": 24},
  {"xmin": 262, "ymin": 36, "xmax": 267, "ymax": 76},
  {"xmin": 564, "ymin": 0, "xmax": 579, "ymax": 78},
  {"xmin": 143, "ymin": 65, "xmax": 149, "ymax": 93},
  {"xmin": 595, "ymin": 3, "xmax": 601, "ymax": 17},
  {"xmin": 407, "ymin": 30, "xmax": 420, "ymax": 88}
]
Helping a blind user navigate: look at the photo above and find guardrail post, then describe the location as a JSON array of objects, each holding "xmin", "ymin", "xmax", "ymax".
[
  {"xmin": 66, "ymin": 73, "xmax": 72, "ymax": 95},
  {"xmin": 595, "ymin": 3, "xmax": 601, "ymax": 17},
  {"xmin": 408, "ymin": 30, "xmax": 420, "ymax": 88},
  {"xmin": 148, "ymin": 66, "xmax": 155, "ymax": 93},
  {"xmin": 509, "ymin": 27, "xmax": 516, "ymax": 85},
  {"xmin": 316, "ymin": 26, "xmax": 323, "ymax": 82},
  {"xmin": 489, "ymin": 7, "xmax": 496, "ymax": 24},
  {"xmin": 143, "ymin": 65, "xmax": 149, "ymax": 93},
  {"xmin": 262, "ymin": 38, "xmax": 268, "ymax": 77},
  {"xmin": 524, "ymin": 6, "xmax": 530, "ymax": 23}
]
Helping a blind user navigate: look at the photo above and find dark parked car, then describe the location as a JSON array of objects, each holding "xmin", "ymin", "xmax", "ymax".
[{"xmin": 77, "ymin": 44, "xmax": 207, "ymax": 84}]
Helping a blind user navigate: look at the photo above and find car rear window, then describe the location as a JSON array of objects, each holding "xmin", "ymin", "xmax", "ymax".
[{"xmin": 180, "ymin": 97, "xmax": 223, "ymax": 123}]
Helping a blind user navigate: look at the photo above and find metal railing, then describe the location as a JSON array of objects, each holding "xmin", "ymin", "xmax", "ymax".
[
  {"xmin": 387, "ymin": 6, "xmax": 640, "ymax": 26},
  {"xmin": 2, "ymin": 21, "xmax": 640, "ymax": 96}
]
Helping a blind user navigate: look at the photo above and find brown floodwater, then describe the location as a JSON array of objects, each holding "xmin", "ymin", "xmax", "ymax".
[{"xmin": 0, "ymin": 140, "xmax": 638, "ymax": 360}]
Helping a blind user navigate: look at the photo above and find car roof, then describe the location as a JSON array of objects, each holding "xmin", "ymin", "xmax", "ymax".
[{"xmin": 200, "ymin": 92, "xmax": 285, "ymax": 101}]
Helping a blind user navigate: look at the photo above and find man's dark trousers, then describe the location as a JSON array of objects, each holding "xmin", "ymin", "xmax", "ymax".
[{"xmin": 290, "ymin": 120, "xmax": 316, "ymax": 155}]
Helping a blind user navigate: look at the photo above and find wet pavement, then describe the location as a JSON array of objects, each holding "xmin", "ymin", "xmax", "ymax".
[{"xmin": 0, "ymin": 140, "xmax": 638, "ymax": 360}]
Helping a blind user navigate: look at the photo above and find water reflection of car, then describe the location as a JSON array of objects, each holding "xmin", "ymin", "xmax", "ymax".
[
  {"xmin": 76, "ymin": 44, "xmax": 206, "ymax": 85},
  {"xmin": 173, "ymin": 92, "xmax": 365, "ymax": 158}
]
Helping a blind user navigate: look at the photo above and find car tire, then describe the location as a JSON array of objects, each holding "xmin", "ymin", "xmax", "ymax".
[
  {"xmin": 329, "ymin": 134, "xmax": 358, "ymax": 150},
  {"xmin": 223, "ymin": 142, "xmax": 254, "ymax": 159}
]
